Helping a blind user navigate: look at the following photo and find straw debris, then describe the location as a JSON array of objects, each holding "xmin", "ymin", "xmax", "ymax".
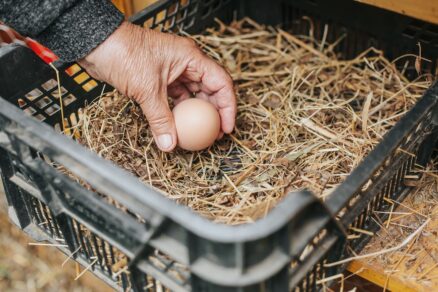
[{"xmin": 357, "ymin": 158, "xmax": 438, "ymax": 288}]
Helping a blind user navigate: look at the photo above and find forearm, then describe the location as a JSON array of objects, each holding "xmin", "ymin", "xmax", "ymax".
[{"xmin": 0, "ymin": 0, "xmax": 124, "ymax": 61}]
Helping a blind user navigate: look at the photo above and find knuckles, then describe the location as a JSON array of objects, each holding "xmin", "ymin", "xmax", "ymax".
[
  {"xmin": 175, "ymin": 36, "xmax": 200, "ymax": 57},
  {"xmin": 148, "ymin": 114, "xmax": 173, "ymax": 130}
]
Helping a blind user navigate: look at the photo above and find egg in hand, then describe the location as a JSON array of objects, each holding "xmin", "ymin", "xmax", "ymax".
[{"xmin": 173, "ymin": 98, "xmax": 221, "ymax": 151}]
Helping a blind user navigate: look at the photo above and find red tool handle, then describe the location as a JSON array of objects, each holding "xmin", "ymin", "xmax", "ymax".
[
  {"xmin": 25, "ymin": 38, "xmax": 59, "ymax": 64},
  {"xmin": 0, "ymin": 23, "xmax": 59, "ymax": 64}
]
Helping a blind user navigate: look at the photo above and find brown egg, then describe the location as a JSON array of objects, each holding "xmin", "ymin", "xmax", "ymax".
[{"xmin": 173, "ymin": 98, "xmax": 221, "ymax": 151}]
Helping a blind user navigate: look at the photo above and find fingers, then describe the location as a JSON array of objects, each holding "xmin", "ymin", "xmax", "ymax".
[
  {"xmin": 183, "ymin": 81, "xmax": 203, "ymax": 93},
  {"xmin": 168, "ymin": 81, "xmax": 192, "ymax": 105},
  {"xmin": 201, "ymin": 60, "xmax": 236, "ymax": 133},
  {"xmin": 138, "ymin": 87, "xmax": 177, "ymax": 152},
  {"xmin": 195, "ymin": 90, "xmax": 236, "ymax": 134},
  {"xmin": 185, "ymin": 52, "xmax": 236, "ymax": 134}
]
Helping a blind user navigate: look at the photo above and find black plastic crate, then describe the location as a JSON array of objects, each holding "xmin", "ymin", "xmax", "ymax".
[{"xmin": 0, "ymin": 0, "xmax": 438, "ymax": 291}]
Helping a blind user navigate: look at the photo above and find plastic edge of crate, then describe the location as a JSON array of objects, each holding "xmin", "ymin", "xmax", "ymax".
[{"xmin": 327, "ymin": 81, "xmax": 438, "ymax": 216}]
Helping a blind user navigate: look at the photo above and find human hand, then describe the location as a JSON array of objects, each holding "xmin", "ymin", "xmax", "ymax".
[{"xmin": 78, "ymin": 21, "xmax": 236, "ymax": 152}]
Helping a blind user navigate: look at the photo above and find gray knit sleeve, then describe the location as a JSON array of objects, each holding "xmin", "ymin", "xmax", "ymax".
[{"xmin": 0, "ymin": 0, "xmax": 124, "ymax": 62}]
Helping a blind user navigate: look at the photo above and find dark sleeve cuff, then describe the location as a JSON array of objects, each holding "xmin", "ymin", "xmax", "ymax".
[{"xmin": 35, "ymin": 0, "xmax": 124, "ymax": 62}]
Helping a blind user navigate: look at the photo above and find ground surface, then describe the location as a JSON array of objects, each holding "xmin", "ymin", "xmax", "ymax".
[{"xmin": 0, "ymin": 180, "xmax": 112, "ymax": 292}]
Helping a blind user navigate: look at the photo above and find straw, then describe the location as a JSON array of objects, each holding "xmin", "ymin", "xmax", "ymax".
[{"xmin": 69, "ymin": 17, "xmax": 429, "ymax": 225}]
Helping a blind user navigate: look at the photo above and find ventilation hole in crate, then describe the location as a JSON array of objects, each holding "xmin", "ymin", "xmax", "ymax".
[
  {"xmin": 426, "ymin": 25, "xmax": 438, "ymax": 36},
  {"xmin": 211, "ymin": 0, "xmax": 221, "ymax": 11},
  {"xmin": 178, "ymin": 15, "xmax": 195, "ymax": 29},
  {"xmin": 402, "ymin": 28, "xmax": 415, "ymax": 39},
  {"xmin": 180, "ymin": 0, "xmax": 189, "ymax": 8},
  {"xmin": 141, "ymin": 0, "xmax": 196, "ymax": 31},
  {"xmin": 175, "ymin": 6, "xmax": 188, "ymax": 19},
  {"xmin": 18, "ymin": 98, "xmax": 26, "ymax": 108},
  {"xmin": 77, "ymin": 107, "xmax": 84, "ymax": 120},
  {"xmin": 51, "ymin": 86, "xmax": 68, "ymax": 98},
  {"xmin": 82, "ymin": 79, "xmax": 98, "ymax": 92},
  {"xmin": 23, "ymin": 107, "xmax": 37, "ymax": 116},
  {"xmin": 299, "ymin": 242, "xmax": 315, "ymax": 262},
  {"xmin": 45, "ymin": 104, "xmax": 60, "ymax": 116},
  {"xmin": 156, "ymin": 9, "xmax": 166, "ymax": 23},
  {"xmin": 361, "ymin": 179, "xmax": 372, "ymax": 192},
  {"xmin": 65, "ymin": 63, "xmax": 81, "ymax": 76},
  {"xmin": 25, "ymin": 88, "xmax": 43, "ymax": 101},
  {"xmin": 164, "ymin": 7, "xmax": 177, "ymax": 31},
  {"xmin": 54, "ymin": 123, "xmax": 61, "ymax": 133},
  {"xmin": 201, "ymin": 6, "xmax": 212, "ymax": 19},
  {"xmin": 34, "ymin": 114, "xmax": 46, "ymax": 121},
  {"xmin": 148, "ymin": 250, "xmax": 189, "ymax": 285},
  {"xmin": 69, "ymin": 112, "xmax": 79, "ymax": 128},
  {"xmin": 64, "ymin": 94, "xmax": 77, "ymax": 106},
  {"xmin": 419, "ymin": 35, "xmax": 432, "ymax": 45},
  {"xmin": 176, "ymin": 7, "xmax": 188, "ymax": 21},
  {"xmin": 32, "ymin": 198, "xmax": 49, "ymax": 232},
  {"xmin": 164, "ymin": 16, "xmax": 176, "ymax": 30},
  {"xmin": 142, "ymin": 17, "xmax": 154, "ymax": 28},
  {"xmin": 41, "ymin": 79, "xmax": 58, "ymax": 91},
  {"xmin": 410, "ymin": 20, "xmax": 427, "ymax": 30},
  {"xmin": 167, "ymin": 2, "xmax": 178, "ymax": 16},
  {"xmin": 405, "ymin": 133, "xmax": 414, "ymax": 144},
  {"xmin": 35, "ymin": 96, "xmax": 52, "ymax": 109},
  {"xmin": 348, "ymin": 194, "xmax": 361, "ymax": 208},
  {"xmin": 423, "ymin": 30, "xmax": 438, "ymax": 42},
  {"xmin": 73, "ymin": 71, "xmax": 90, "ymax": 84},
  {"xmin": 304, "ymin": 0, "xmax": 317, "ymax": 5}
]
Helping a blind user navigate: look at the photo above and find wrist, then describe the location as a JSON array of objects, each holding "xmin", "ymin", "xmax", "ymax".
[{"xmin": 78, "ymin": 21, "xmax": 141, "ymax": 82}]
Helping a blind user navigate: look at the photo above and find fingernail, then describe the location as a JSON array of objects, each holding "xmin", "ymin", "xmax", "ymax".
[{"xmin": 157, "ymin": 134, "xmax": 173, "ymax": 150}]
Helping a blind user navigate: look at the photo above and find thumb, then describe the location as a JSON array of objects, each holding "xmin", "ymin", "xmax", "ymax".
[{"xmin": 138, "ymin": 89, "xmax": 177, "ymax": 152}]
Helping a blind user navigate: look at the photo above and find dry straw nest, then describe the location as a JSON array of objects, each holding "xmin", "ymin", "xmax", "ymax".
[{"xmin": 72, "ymin": 18, "xmax": 430, "ymax": 225}]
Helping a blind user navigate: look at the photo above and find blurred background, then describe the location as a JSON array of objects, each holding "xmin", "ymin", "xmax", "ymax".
[{"xmin": 0, "ymin": 180, "xmax": 112, "ymax": 292}]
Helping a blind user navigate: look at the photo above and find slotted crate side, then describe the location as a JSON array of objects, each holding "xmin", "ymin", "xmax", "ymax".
[
  {"xmin": 0, "ymin": 46, "xmax": 107, "ymax": 129},
  {"xmin": 0, "ymin": 39, "xmax": 196, "ymax": 291},
  {"xmin": 329, "ymin": 84, "xmax": 438, "ymax": 281},
  {"xmin": 3, "ymin": 89, "xmax": 435, "ymax": 292},
  {"xmin": 0, "ymin": 139, "xmax": 189, "ymax": 291},
  {"xmin": 0, "ymin": 93, "xmax": 344, "ymax": 291},
  {"xmin": 286, "ymin": 83, "xmax": 438, "ymax": 290},
  {"xmin": 328, "ymin": 84, "xmax": 438, "ymax": 226},
  {"xmin": 129, "ymin": 0, "xmax": 234, "ymax": 32}
]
